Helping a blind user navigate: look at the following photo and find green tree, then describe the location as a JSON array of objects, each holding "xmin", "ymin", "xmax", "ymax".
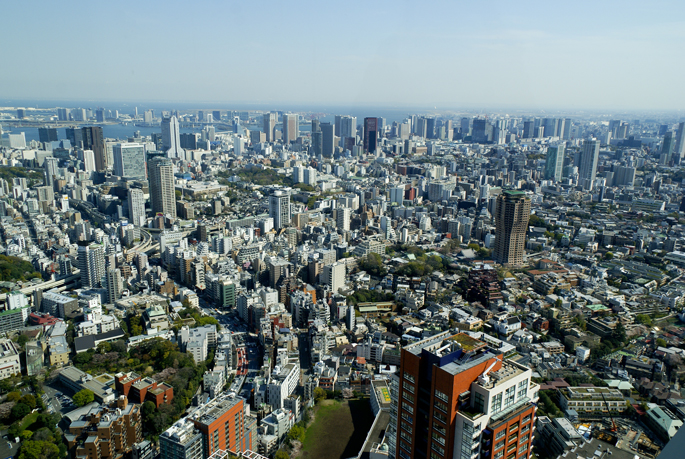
[
  {"xmin": 635, "ymin": 314, "xmax": 652, "ymax": 327},
  {"xmin": 73, "ymin": 389, "xmax": 95, "ymax": 407},
  {"xmin": 604, "ymin": 252, "xmax": 614, "ymax": 260},
  {"xmin": 19, "ymin": 394, "xmax": 36, "ymax": 410},
  {"xmin": 275, "ymin": 450, "xmax": 289, "ymax": 459},
  {"xmin": 11, "ymin": 403, "xmax": 30, "ymax": 420},
  {"xmin": 313, "ymin": 387, "xmax": 326, "ymax": 403},
  {"xmin": 18, "ymin": 440, "xmax": 60, "ymax": 459},
  {"xmin": 288, "ymin": 424, "xmax": 305, "ymax": 443},
  {"xmin": 7, "ymin": 391, "xmax": 21, "ymax": 402},
  {"xmin": 16, "ymin": 335, "xmax": 29, "ymax": 347},
  {"xmin": 656, "ymin": 338, "xmax": 668, "ymax": 348}
]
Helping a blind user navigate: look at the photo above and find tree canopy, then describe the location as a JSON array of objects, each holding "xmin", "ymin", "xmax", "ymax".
[{"xmin": 73, "ymin": 389, "xmax": 94, "ymax": 407}]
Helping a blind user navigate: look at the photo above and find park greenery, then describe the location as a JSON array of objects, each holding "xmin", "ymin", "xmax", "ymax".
[
  {"xmin": 346, "ymin": 289, "xmax": 394, "ymax": 306},
  {"xmin": 0, "ymin": 255, "xmax": 42, "ymax": 283},
  {"xmin": 0, "ymin": 167, "xmax": 44, "ymax": 186},
  {"xmin": 73, "ymin": 389, "xmax": 95, "ymax": 407}
]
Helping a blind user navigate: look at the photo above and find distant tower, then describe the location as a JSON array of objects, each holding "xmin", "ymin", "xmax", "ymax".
[
  {"xmin": 269, "ymin": 190, "xmax": 291, "ymax": 230},
  {"xmin": 81, "ymin": 126, "xmax": 106, "ymax": 171},
  {"xmin": 127, "ymin": 188, "xmax": 146, "ymax": 227},
  {"xmin": 148, "ymin": 157, "xmax": 176, "ymax": 218},
  {"xmin": 662, "ymin": 131, "xmax": 675, "ymax": 161},
  {"xmin": 494, "ymin": 191, "xmax": 531, "ymax": 267},
  {"xmin": 78, "ymin": 242, "xmax": 105, "ymax": 288},
  {"xmin": 674, "ymin": 122, "xmax": 685, "ymax": 161},
  {"xmin": 363, "ymin": 117, "xmax": 379, "ymax": 153},
  {"xmin": 263, "ymin": 112, "xmax": 277, "ymax": 142},
  {"xmin": 336, "ymin": 207, "xmax": 351, "ymax": 232},
  {"xmin": 106, "ymin": 268, "xmax": 122, "ymax": 304},
  {"xmin": 113, "ymin": 143, "xmax": 146, "ymax": 180},
  {"xmin": 44, "ymin": 157, "xmax": 59, "ymax": 188},
  {"xmin": 282, "ymin": 113, "xmax": 299, "ymax": 144},
  {"xmin": 578, "ymin": 139, "xmax": 600, "ymax": 191},
  {"xmin": 544, "ymin": 142, "xmax": 565, "ymax": 182},
  {"xmin": 321, "ymin": 122, "xmax": 335, "ymax": 157},
  {"xmin": 161, "ymin": 115, "xmax": 184, "ymax": 158}
]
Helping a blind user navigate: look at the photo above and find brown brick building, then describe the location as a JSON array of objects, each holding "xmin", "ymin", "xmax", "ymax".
[{"xmin": 115, "ymin": 372, "xmax": 174, "ymax": 408}]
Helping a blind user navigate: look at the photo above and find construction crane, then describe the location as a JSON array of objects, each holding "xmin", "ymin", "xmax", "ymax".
[{"xmin": 600, "ymin": 392, "xmax": 618, "ymax": 432}]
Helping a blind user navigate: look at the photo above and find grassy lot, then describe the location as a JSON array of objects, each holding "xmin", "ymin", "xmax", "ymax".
[
  {"xmin": 299, "ymin": 398, "xmax": 374, "ymax": 459},
  {"xmin": 17, "ymin": 412, "xmax": 40, "ymax": 432}
]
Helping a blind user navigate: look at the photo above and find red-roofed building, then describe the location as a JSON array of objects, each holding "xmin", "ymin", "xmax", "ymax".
[{"xmin": 29, "ymin": 312, "xmax": 61, "ymax": 329}]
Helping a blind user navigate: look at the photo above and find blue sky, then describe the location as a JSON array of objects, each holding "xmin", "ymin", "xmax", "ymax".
[{"xmin": 1, "ymin": 0, "xmax": 684, "ymax": 110}]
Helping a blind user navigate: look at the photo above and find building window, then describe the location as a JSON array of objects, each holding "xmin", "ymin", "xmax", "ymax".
[
  {"xmin": 521, "ymin": 434, "xmax": 529, "ymax": 443},
  {"xmin": 435, "ymin": 401, "xmax": 448, "ymax": 413},
  {"xmin": 509, "ymin": 423, "xmax": 519, "ymax": 432},
  {"xmin": 435, "ymin": 389, "xmax": 449, "ymax": 403},
  {"xmin": 431, "ymin": 452, "xmax": 443, "ymax": 459},
  {"xmin": 495, "ymin": 451, "xmax": 504, "ymax": 459},
  {"xmin": 402, "ymin": 412, "xmax": 412, "ymax": 423},
  {"xmin": 434, "ymin": 411, "xmax": 447, "ymax": 424},
  {"xmin": 518, "ymin": 379, "xmax": 528, "ymax": 399},
  {"xmin": 399, "ymin": 451, "xmax": 411, "ymax": 459},
  {"xmin": 492, "ymin": 393, "xmax": 503, "ymax": 413},
  {"xmin": 402, "ymin": 402, "xmax": 414, "ymax": 414},
  {"xmin": 504, "ymin": 386, "xmax": 516, "ymax": 409},
  {"xmin": 404, "ymin": 372, "xmax": 415, "ymax": 384},
  {"xmin": 401, "ymin": 421, "xmax": 413, "ymax": 434},
  {"xmin": 495, "ymin": 440, "xmax": 505, "ymax": 451},
  {"xmin": 403, "ymin": 392, "xmax": 415, "ymax": 403},
  {"xmin": 434, "ymin": 424, "xmax": 446, "ymax": 436},
  {"xmin": 403, "ymin": 381, "xmax": 415, "ymax": 394},
  {"xmin": 474, "ymin": 391, "xmax": 485, "ymax": 413},
  {"xmin": 431, "ymin": 443, "xmax": 445, "ymax": 455},
  {"xmin": 518, "ymin": 443, "xmax": 528, "ymax": 454},
  {"xmin": 507, "ymin": 443, "xmax": 517, "ymax": 454},
  {"xmin": 522, "ymin": 414, "xmax": 531, "ymax": 424},
  {"xmin": 432, "ymin": 432, "xmax": 446, "ymax": 446},
  {"xmin": 495, "ymin": 429, "xmax": 506, "ymax": 440},
  {"xmin": 400, "ymin": 430, "xmax": 411, "ymax": 442}
]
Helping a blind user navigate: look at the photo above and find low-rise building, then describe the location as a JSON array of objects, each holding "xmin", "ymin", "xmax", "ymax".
[
  {"xmin": 0, "ymin": 339, "xmax": 21, "ymax": 379},
  {"xmin": 558, "ymin": 386, "xmax": 624, "ymax": 416},
  {"xmin": 59, "ymin": 366, "xmax": 116, "ymax": 404}
]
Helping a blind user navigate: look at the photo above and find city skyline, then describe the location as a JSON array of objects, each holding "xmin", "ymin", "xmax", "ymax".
[{"xmin": 1, "ymin": 1, "xmax": 684, "ymax": 111}]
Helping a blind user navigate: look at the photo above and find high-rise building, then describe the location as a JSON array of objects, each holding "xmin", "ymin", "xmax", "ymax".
[
  {"xmin": 57, "ymin": 108, "xmax": 70, "ymax": 121},
  {"xmin": 66, "ymin": 127, "xmax": 84, "ymax": 147},
  {"xmin": 161, "ymin": 116, "xmax": 184, "ymax": 158},
  {"xmin": 160, "ymin": 419, "xmax": 203, "ymax": 459},
  {"xmin": 390, "ymin": 186, "xmax": 405, "ymax": 205},
  {"xmin": 106, "ymin": 268, "xmax": 122, "ymax": 304},
  {"xmin": 269, "ymin": 190, "xmax": 291, "ymax": 230},
  {"xmin": 321, "ymin": 122, "xmax": 335, "ymax": 157},
  {"xmin": 323, "ymin": 262, "xmax": 346, "ymax": 294},
  {"xmin": 44, "ymin": 157, "xmax": 59, "ymax": 188},
  {"xmin": 188, "ymin": 394, "xmax": 250, "ymax": 456},
  {"xmin": 578, "ymin": 139, "xmax": 600, "ymax": 191},
  {"xmin": 336, "ymin": 207, "xmax": 351, "ymax": 232},
  {"xmin": 148, "ymin": 157, "xmax": 176, "ymax": 218},
  {"xmin": 674, "ymin": 122, "xmax": 685, "ymax": 161},
  {"xmin": 364, "ymin": 117, "xmax": 379, "ymax": 153},
  {"xmin": 393, "ymin": 331, "xmax": 538, "ymax": 459},
  {"xmin": 81, "ymin": 126, "xmax": 106, "ymax": 171},
  {"xmin": 113, "ymin": 143, "xmax": 146, "ymax": 180},
  {"xmin": 340, "ymin": 116, "xmax": 357, "ymax": 139},
  {"xmin": 81, "ymin": 150, "xmax": 96, "ymax": 173},
  {"xmin": 544, "ymin": 143, "xmax": 565, "ymax": 182},
  {"xmin": 562, "ymin": 118, "xmax": 572, "ymax": 139},
  {"xmin": 662, "ymin": 131, "xmax": 675, "ymax": 160},
  {"xmin": 212, "ymin": 110, "xmax": 221, "ymax": 122},
  {"xmin": 614, "ymin": 166, "xmax": 636, "ymax": 187},
  {"xmin": 282, "ymin": 113, "xmax": 298, "ymax": 144},
  {"xmin": 494, "ymin": 191, "xmax": 531, "ymax": 266},
  {"xmin": 263, "ymin": 112, "xmax": 277, "ymax": 142},
  {"xmin": 128, "ymin": 188, "xmax": 146, "ymax": 227},
  {"xmin": 38, "ymin": 127, "xmax": 58, "ymax": 143},
  {"xmin": 311, "ymin": 131, "xmax": 323, "ymax": 157},
  {"xmin": 78, "ymin": 242, "xmax": 105, "ymax": 289}
]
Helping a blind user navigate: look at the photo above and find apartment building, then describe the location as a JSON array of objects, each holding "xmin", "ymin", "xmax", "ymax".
[{"xmin": 558, "ymin": 387, "xmax": 624, "ymax": 416}]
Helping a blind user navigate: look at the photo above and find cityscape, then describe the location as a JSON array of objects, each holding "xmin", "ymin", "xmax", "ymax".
[{"xmin": 2, "ymin": 2, "xmax": 685, "ymax": 459}]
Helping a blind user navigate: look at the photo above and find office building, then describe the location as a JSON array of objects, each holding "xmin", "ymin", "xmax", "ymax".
[
  {"xmin": 321, "ymin": 122, "xmax": 335, "ymax": 157},
  {"xmin": 149, "ymin": 156, "xmax": 176, "ymax": 218},
  {"xmin": 44, "ymin": 156, "xmax": 59, "ymax": 188},
  {"xmin": 113, "ymin": 143, "xmax": 146, "ymax": 180},
  {"xmin": 189, "ymin": 394, "xmax": 250, "ymax": 456},
  {"xmin": 66, "ymin": 126, "xmax": 84, "ymax": 147},
  {"xmin": 394, "ymin": 331, "xmax": 538, "ymax": 459},
  {"xmin": 322, "ymin": 262, "xmax": 346, "ymax": 293},
  {"xmin": 662, "ymin": 131, "xmax": 675, "ymax": 160},
  {"xmin": 544, "ymin": 143, "xmax": 565, "ymax": 182},
  {"xmin": 269, "ymin": 190, "xmax": 290, "ymax": 230},
  {"xmin": 78, "ymin": 242, "xmax": 106, "ymax": 288},
  {"xmin": 494, "ymin": 191, "xmax": 531, "ymax": 266},
  {"xmin": 161, "ymin": 115, "xmax": 184, "ymax": 158},
  {"xmin": 81, "ymin": 149, "xmax": 96, "ymax": 173},
  {"xmin": 128, "ymin": 188, "xmax": 146, "ymax": 227},
  {"xmin": 82, "ymin": 126, "xmax": 106, "ymax": 171},
  {"xmin": 282, "ymin": 113, "xmax": 298, "ymax": 144},
  {"xmin": 674, "ymin": 122, "xmax": 685, "ymax": 161},
  {"xmin": 57, "ymin": 108, "xmax": 70, "ymax": 121},
  {"xmin": 38, "ymin": 127, "xmax": 58, "ymax": 143},
  {"xmin": 106, "ymin": 268, "xmax": 122, "ymax": 304},
  {"xmin": 336, "ymin": 207, "xmax": 351, "ymax": 232},
  {"xmin": 364, "ymin": 117, "xmax": 379, "ymax": 153},
  {"xmin": 578, "ymin": 139, "xmax": 600, "ymax": 191},
  {"xmin": 263, "ymin": 112, "xmax": 276, "ymax": 142},
  {"xmin": 160, "ymin": 419, "xmax": 203, "ymax": 459},
  {"xmin": 339, "ymin": 115, "xmax": 357, "ymax": 139}
]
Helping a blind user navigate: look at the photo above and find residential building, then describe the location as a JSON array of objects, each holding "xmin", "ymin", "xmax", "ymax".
[
  {"xmin": 494, "ymin": 191, "xmax": 531, "ymax": 266},
  {"xmin": 149, "ymin": 156, "xmax": 176, "ymax": 218},
  {"xmin": 160, "ymin": 419, "xmax": 204, "ymax": 459}
]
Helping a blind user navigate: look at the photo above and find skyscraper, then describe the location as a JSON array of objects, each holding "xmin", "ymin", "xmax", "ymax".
[
  {"xmin": 161, "ymin": 115, "xmax": 184, "ymax": 158},
  {"xmin": 282, "ymin": 113, "xmax": 298, "ymax": 144},
  {"xmin": 113, "ymin": 143, "xmax": 146, "ymax": 180},
  {"xmin": 321, "ymin": 122, "xmax": 335, "ymax": 157},
  {"xmin": 65, "ymin": 126, "xmax": 83, "ymax": 147},
  {"xmin": 269, "ymin": 190, "xmax": 291, "ymax": 230},
  {"xmin": 78, "ymin": 242, "xmax": 105, "ymax": 288},
  {"xmin": 363, "ymin": 117, "xmax": 379, "ymax": 153},
  {"xmin": 578, "ymin": 139, "xmax": 600, "ymax": 190},
  {"xmin": 662, "ymin": 131, "xmax": 675, "ymax": 161},
  {"xmin": 674, "ymin": 122, "xmax": 685, "ymax": 161},
  {"xmin": 311, "ymin": 131, "xmax": 323, "ymax": 157},
  {"xmin": 494, "ymin": 190, "xmax": 531, "ymax": 266},
  {"xmin": 106, "ymin": 268, "xmax": 122, "ymax": 304},
  {"xmin": 44, "ymin": 157, "xmax": 59, "ymax": 188},
  {"xmin": 38, "ymin": 127, "xmax": 58, "ymax": 143},
  {"xmin": 128, "ymin": 188, "xmax": 146, "ymax": 227},
  {"xmin": 148, "ymin": 156, "xmax": 176, "ymax": 218},
  {"xmin": 393, "ymin": 331, "xmax": 538, "ymax": 459},
  {"xmin": 81, "ymin": 126, "xmax": 106, "ymax": 171},
  {"xmin": 339, "ymin": 116, "xmax": 357, "ymax": 139},
  {"xmin": 544, "ymin": 142, "xmax": 565, "ymax": 182},
  {"xmin": 336, "ymin": 207, "xmax": 351, "ymax": 232},
  {"xmin": 80, "ymin": 150, "xmax": 96, "ymax": 174},
  {"xmin": 263, "ymin": 112, "xmax": 276, "ymax": 142}
]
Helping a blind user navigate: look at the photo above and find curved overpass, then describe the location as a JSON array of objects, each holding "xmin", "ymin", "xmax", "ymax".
[{"xmin": 0, "ymin": 271, "xmax": 81, "ymax": 303}]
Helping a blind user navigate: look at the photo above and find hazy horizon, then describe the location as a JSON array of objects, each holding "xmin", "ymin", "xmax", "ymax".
[{"xmin": 2, "ymin": 0, "xmax": 685, "ymax": 111}]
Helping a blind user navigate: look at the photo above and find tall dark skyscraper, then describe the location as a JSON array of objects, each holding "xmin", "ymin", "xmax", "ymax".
[
  {"xmin": 65, "ymin": 127, "xmax": 83, "ymax": 147},
  {"xmin": 363, "ymin": 117, "xmax": 379, "ymax": 153},
  {"xmin": 494, "ymin": 190, "xmax": 531, "ymax": 266},
  {"xmin": 38, "ymin": 127, "xmax": 58, "ymax": 143},
  {"xmin": 578, "ymin": 139, "xmax": 600, "ymax": 190},
  {"xmin": 311, "ymin": 131, "xmax": 323, "ymax": 157},
  {"xmin": 148, "ymin": 157, "xmax": 176, "ymax": 218},
  {"xmin": 426, "ymin": 117, "xmax": 436, "ymax": 139},
  {"xmin": 321, "ymin": 122, "xmax": 334, "ymax": 157},
  {"xmin": 81, "ymin": 126, "xmax": 106, "ymax": 172}
]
